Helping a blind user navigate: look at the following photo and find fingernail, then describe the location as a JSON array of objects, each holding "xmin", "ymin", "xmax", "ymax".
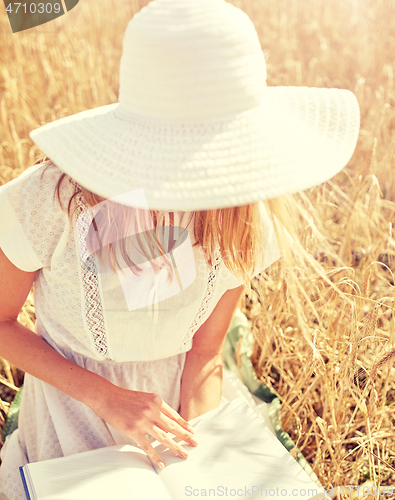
[
  {"xmin": 187, "ymin": 425, "xmax": 195, "ymax": 434},
  {"xmin": 179, "ymin": 450, "xmax": 189, "ymax": 459},
  {"xmin": 189, "ymin": 437, "xmax": 199, "ymax": 446},
  {"xmin": 157, "ymin": 461, "xmax": 165, "ymax": 470}
]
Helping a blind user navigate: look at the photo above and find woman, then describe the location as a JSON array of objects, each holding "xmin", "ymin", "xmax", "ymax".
[{"xmin": 0, "ymin": 0, "xmax": 360, "ymax": 498}]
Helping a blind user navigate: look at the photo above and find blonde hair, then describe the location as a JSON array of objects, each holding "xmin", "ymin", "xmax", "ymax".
[{"xmin": 36, "ymin": 157, "xmax": 266, "ymax": 295}]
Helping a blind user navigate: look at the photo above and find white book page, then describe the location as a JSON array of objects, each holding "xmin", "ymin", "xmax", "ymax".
[
  {"xmin": 151, "ymin": 398, "xmax": 324, "ymax": 500},
  {"xmin": 24, "ymin": 444, "xmax": 171, "ymax": 500}
]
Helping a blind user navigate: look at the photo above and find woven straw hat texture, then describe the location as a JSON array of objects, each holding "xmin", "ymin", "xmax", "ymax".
[{"xmin": 30, "ymin": 0, "xmax": 360, "ymax": 210}]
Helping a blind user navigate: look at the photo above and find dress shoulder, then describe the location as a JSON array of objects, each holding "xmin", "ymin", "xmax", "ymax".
[{"xmin": 0, "ymin": 162, "xmax": 72, "ymax": 272}]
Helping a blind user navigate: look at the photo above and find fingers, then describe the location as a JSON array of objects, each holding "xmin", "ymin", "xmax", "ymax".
[
  {"xmin": 154, "ymin": 412, "xmax": 199, "ymax": 449},
  {"xmin": 150, "ymin": 425, "xmax": 192, "ymax": 459},
  {"xmin": 148, "ymin": 395, "xmax": 197, "ymax": 447},
  {"xmin": 159, "ymin": 399, "xmax": 195, "ymax": 434},
  {"xmin": 136, "ymin": 435, "xmax": 166, "ymax": 470},
  {"xmin": 118, "ymin": 392, "xmax": 198, "ymax": 468},
  {"xmin": 136, "ymin": 429, "xmax": 192, "ymax": 471}
]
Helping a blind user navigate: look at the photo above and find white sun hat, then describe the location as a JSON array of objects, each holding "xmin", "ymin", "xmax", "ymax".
[{"xmin": 29, "ymin": 0, "xmax": 360, "ymax": 211}]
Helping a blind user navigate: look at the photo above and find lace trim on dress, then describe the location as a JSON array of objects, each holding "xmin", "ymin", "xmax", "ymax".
[
  {"xmin": 74, "ymin": 192, "xmax": 110, "ymax": 358},
  {"xmin": 172, "ymin": 244, "xmax": 222, "ymax": 356},
  {"xmin": 70, "ymin": 180, "xmax": 222, "ymax": 360}
]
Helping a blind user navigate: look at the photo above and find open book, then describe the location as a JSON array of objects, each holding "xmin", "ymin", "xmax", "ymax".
[{"xmin": 19, "ymin": 397, "xmax": 325, "ymax": 500}]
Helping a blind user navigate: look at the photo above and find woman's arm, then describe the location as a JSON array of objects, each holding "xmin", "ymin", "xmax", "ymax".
[
  {"xmin": 0, "ymin": 247, "xmax": 196, "ymax": 468},
  {"xmin": 179, "ymin": 284, "xmax": 244, "ymax": 421},
  {"xmin": 0, "ymin": 248, "xmax": 114, "ymax": 409}
]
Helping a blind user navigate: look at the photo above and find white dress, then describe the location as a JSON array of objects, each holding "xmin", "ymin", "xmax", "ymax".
[{"xmin": 0, "ymin": 164, "xmax": 281, "ymax": 500}]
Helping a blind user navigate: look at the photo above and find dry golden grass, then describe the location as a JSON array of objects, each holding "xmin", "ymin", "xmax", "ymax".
[{"xmin": 1, "ymin": 0, "xmax": 395, "ymax": 494}]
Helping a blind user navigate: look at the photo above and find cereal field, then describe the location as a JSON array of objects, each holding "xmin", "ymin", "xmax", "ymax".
[{"xmin": 0, "ymin": 0, "xmax": 394, "ymax": 494}]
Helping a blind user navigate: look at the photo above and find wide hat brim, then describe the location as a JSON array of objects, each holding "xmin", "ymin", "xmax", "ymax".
[{"xmin": 30, "ymin": 85, "xmax": 360, "ymax": 211}]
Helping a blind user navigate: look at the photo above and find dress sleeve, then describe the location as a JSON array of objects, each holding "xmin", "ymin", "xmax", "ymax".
[
  {"xmin": 0, "ymin": 164, "xmax": 71, "ymax": 272},
  {"xmin": 219, "ymin": 201, "xmax": 283, "ymax": 290}
]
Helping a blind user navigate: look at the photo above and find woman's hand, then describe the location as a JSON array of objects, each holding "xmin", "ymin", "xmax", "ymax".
[
  {"xmin": 0, "ymin": 249, "xmax": 198, "ymax": 469},
  {"xmin": 90, "ymin": 384, "xmax": 198, "ymax": 469}
]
